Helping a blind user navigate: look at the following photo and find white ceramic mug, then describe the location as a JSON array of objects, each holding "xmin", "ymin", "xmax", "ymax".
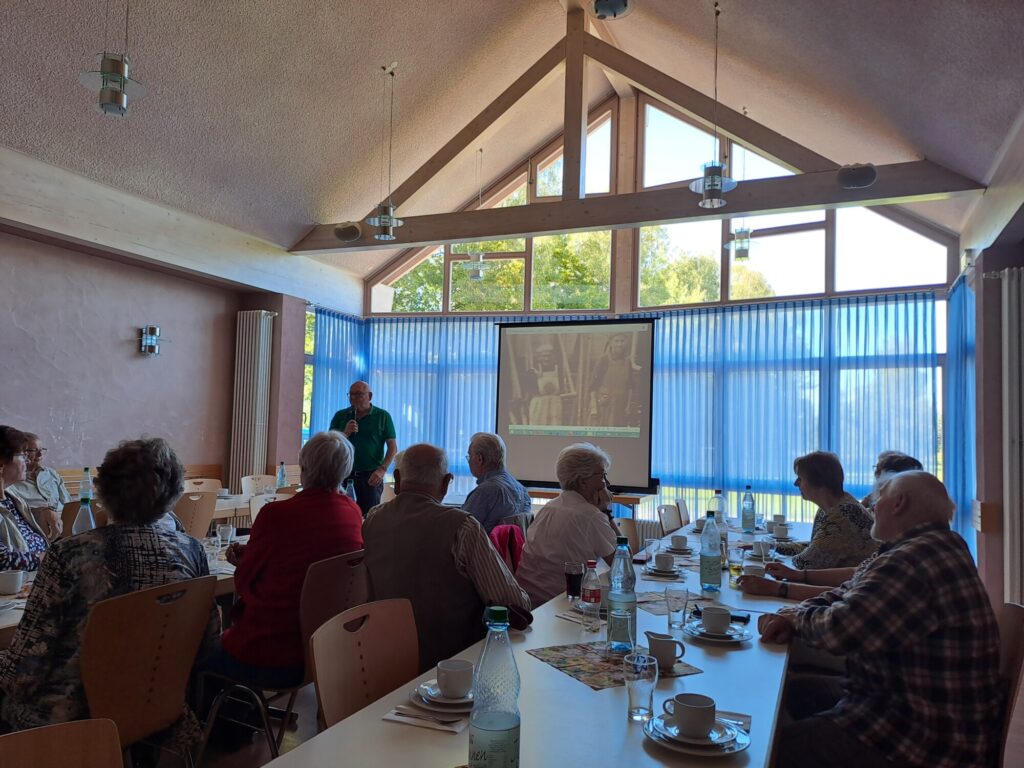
[
  {"xmin": 742, "ymin": 562, "xmax": 765, "ymax": 577},
  {"xmin": 773, "ymin": 514, "xmax": 786, "ymax": 524},
  {"xmin": 701, "ymin": 605, "xmax": 731, "ymax": 634},
  {"xmin": 644, "ymin": 631, "xmax": 685, "ymax": 670},
  {"xmin": 693, "ymin": 517, "xmax": 706, "ymax": 532},
  {"xmin": 0, "ymin": 570, "xmax": 25, "ymax": 594},
  {"xmin": 752, "ymin": 540, "xmax": 772, "ymax": 558},
  {"xmin": 654, "ymin": 553, "xmax": 675, "ymax": 571},
  {"xmin": 670, "ymin": 534, "xmax": 689, "ymax": 550},
  {"xmin": 765, "ymin": 521, "xmax": 776, "ymax": 534},
  {"xmin": 663, "ymin": 693, "xmax": 716, "ymax": 738},
  {"xmin": 774, "ymin": 523, "xmax": 790, "ymax": 539},
  {"xmin": 437, "ymin": 658, "xmax": 474, "ymax": 699}
]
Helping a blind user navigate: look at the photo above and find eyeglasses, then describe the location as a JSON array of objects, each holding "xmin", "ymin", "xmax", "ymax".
[
  {"xmin": 25, "ymin": 448, "xmax": 47, "ymax": 455},
  {"xmin": 348, "ymin": 391, "xmax": 370, "ymax": 398}
]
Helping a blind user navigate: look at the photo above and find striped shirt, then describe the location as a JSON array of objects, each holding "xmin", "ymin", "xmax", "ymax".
[
  {"xmin": 452, "ymin": 514, "xmax": 532, "ymax": 620},
  {"xmin": 789, "ymin": 522, "xmax": 1002, "ymax": 768}
]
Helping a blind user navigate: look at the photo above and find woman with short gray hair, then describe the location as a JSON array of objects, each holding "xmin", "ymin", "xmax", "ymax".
[
  {"xmin": 206, "ymin": 430, "xmax": 363, "ymax": 690},
  {"xmin": 515, "ymin": 442, "xmax": 620, "ymax": 606}
]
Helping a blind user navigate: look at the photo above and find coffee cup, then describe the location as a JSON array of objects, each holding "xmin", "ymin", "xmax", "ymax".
[
  {"xmin": 742, "ymin": 562, "xmax": 765, "ymax": 577},
  {"xmin": 752, "ymin": 540, "xmax": 772, "ymax": 558},
  {"xmin": 663, "ymin": 693, "xmax": 716, "ymax": 739},
  {"xmin": 654, "ymin": 553, "xmax": 675, "ymax": 571},
  {"xmin": 774, "ymin": 523, "xmax": 790, "ymax": 539},
  {"xmin": 701, "ymin": 605, "xmax": 731, "ymax": 634},
  {"xmin": 644, "ymin": 631, "xmax": 685, "ymax": 670},
  {"xmin": 765, "ymin": 521, "xmax": 776, "ymax": 534},
  {"xmin": 773, "ymin": 514, "xmax": 786, "ymax": 524},
  {"xmin": 437, "ymin": 658, "xmax": 474, "ymax": 699},
  {"xmin": 0, "ymin": 570, "xmax": 25, "ymax": 594},
  {"xmin": 693, "ymin": 517, "xmax": 705, "ymax": 532},
  {"xmin": 670, "ymin": 534, "xmax": 689, "ymax": 550}
]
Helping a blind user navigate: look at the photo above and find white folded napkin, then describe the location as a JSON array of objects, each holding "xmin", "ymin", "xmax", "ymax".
[
  {"xmin": 383, "ymin": 708, "xmax": 469, "ymax": 733},
  {"xmin": 556, "ymin": 610, "xmax": 606, "ymax": 627}
]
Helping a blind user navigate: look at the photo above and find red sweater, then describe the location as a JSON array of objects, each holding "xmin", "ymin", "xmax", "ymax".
[{"xmin": 222, "ymin": 487, "xmax": 363, "ymax": 667}]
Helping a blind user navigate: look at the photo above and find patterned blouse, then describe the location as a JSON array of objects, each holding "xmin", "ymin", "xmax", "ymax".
[
  {"xmin": 775, "ymin": 493, "xmax": 878, "ymax": 569},
  {"xmin": 0, "ymin": 495, "xmax": 47, "ymax": 571},
  {"xmin": 0, "ymin": 524, "xmax": 218, "ymax": 733}
]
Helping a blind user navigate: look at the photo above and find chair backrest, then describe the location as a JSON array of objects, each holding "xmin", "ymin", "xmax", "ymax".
[
  {"xmin": 310, "ymin": 598, "xmax": 419, "ymax": 728},
  {"xmin": 675, "ymin": 498, "xmax": 691, "ymax": 526},
  {"xmin": 172, "ymin": 491, "xmax": 218, "ymax": 539},
  {"xmin": 60, "ymin": 500, "xmax": 80, "ymax": 539},
  {"xmin": 276, "ymin": 484, "xmax": 301, "ymax": 497},
  {"xmin": 249, "ymin": 493, "xmax": 280, "ymax": 523},
  {"xmin": 612, "ymin": 517, "xmax": 639, "ymax": 554},
  {"xmin": 500, "ymin": 512, "xmax": 532, "ymax": 538},
  {"xmin": 380, "ymin": 481, "xmax": 396, "ymax": 503},
  {"xmin": 183, "ymin": 478, "xmax": 222, "ymax": 493},
  {"xmin": 1000, "ymin": 602, "xmax": 1024, "ymax": 766},
  {"xmin": 81, "ymin": 576, "xmax": 216, "ymax": 747},
  {"xmin": 241, "ymin": 474, "xmax": 277, "ymax": 496},
  {"xmin": 0, "ymin": 718, "xmax": 122, "ymax": 767},
  {"xmin": 298, "ymin": 550, "xmax": 369, "ymax": 683},
  {"xmin": 657, "ymin": 503, "xmax": 683, "ymax": 536}
]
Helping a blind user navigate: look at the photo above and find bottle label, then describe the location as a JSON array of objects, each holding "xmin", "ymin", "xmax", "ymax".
[
  {"xmin": 582, "ymin": 587, "xmax": 602, "ymax": 604},
  {"xmin": 700, "ymin": 554, "xmax": 722, "ymax": 586},
  {"xmin": 469, "ymin": 719, "xmax": 520, "ymax": 768}
]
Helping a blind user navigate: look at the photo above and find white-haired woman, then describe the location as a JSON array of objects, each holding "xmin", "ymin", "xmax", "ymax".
[
  {"xmin": 207, "ymin": 430, "xmax": 364, "ymax": 689},
  {"xmin": 514, "ymin": 442, "xmax": 620, "ymax": 606}
]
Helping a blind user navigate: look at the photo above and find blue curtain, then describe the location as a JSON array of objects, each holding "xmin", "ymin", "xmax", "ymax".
[
  {"xmin": 310, "ymin": 308, "xmax": 367, "ymax": 435},
  {"xmin": 945, "ymin": 277, "xmax": 977, "ymax": 557}
]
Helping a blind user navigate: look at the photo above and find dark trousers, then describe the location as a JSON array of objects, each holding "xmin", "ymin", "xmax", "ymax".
[{"xmin": 350, "ymin": 471, "xmax": 383, "ymax": 517}]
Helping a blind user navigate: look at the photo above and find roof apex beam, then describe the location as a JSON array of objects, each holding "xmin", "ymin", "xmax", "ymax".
[{"xmin": 292, "ymin": 160, "xmax": 982, "ymax": 255}]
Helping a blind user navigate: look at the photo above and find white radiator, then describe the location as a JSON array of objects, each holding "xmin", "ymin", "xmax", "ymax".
[
  {"xmin": 1002, "ymin": 268, "xmax": 1024, "ymax": 603},
  {"xmin": 228, "ymin": 310, "xmax": 276, "ymax": 494},
  {"xmin": 635, "ymin": 518, "xmax": 664, "ymax": 542}
]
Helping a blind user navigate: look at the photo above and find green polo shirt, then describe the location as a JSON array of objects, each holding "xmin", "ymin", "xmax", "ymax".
[{"xmin": 329, "ymin": 405, "xmax": 397, "ymax": 473}]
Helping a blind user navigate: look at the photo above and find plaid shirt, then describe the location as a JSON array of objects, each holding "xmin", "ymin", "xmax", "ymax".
[{"xmin": 790, "ymin": 522, "xmax": 1002, "ymax": 768}]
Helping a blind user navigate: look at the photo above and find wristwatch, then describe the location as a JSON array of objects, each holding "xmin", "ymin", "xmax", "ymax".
[{"xmin": 778, "ymin": 579, "xmax": 790, "ymax": 599}]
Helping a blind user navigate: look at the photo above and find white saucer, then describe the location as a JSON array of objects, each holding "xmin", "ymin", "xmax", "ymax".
[
  {"xmin": 408, "ymin": 689, "xmax": 474, "ymax": 714},
  {"xmin": 0, "ymin": 600, "xmax": 17, "ymax": 612},
  {"xmin": 643, "ymin": 718, "xmax": 750, "ymax": 757},
  {"xmin": 682, "ymin": 619, "xmax": 753, "ymax": 643},
  {"xmin": 746, "ymin": 553, "xmax": 772, "ymax": 561},
  {"xmin": 643, "ymin": 566, "xmax": 680, "ymax": 577},
  {"xmin": 664, "ymin": 547, "xmax": 692, "ymax": 555},
  {"xmin": 652, "ymin": 715, "xmax": 737, "ymax": 746},
  {"xmin": 417, "ymin": 680, "xmax": 473, "ymax": 705},
  {"xmin": 770, "ymin": 535, "xmax": 795, "ymax": 542}
]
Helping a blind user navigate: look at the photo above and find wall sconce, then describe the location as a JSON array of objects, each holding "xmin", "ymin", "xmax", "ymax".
[{"xmin": 139, "ymin": 325, "xmax": 164, "ymax": 355}]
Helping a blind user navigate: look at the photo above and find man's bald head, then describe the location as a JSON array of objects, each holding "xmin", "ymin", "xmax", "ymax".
[
  {"xmin": 398, "ymin": 443, "xmax": 451, "ymax": 500},
  {"xmin": 873, "ymin": 470, "xmax": 954, "ymax": 541}
]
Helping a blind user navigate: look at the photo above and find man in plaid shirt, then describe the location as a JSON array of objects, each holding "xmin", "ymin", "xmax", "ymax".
[{"xmin": 758, "ymin": 471, "xmax": 1002, "ymax": 768}]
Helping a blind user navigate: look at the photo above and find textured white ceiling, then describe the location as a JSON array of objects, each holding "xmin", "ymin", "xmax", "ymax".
[{"xmin": 1, "ymin": 1, "xmax": 1022, "ymax": 279}]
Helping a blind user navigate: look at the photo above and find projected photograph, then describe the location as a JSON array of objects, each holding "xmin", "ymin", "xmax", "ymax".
[{"xmin": 505, "ymin": 328, "xmax": 648, "ymax": 438}]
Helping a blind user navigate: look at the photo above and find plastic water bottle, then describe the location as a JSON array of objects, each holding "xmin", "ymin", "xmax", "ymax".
[
  {"xmin": 469, "ymin": 606, "xmax": 521, "ymax": 768},
  {"xmin": 72, "ymin": 498, "xmax": 96, "ymax": 535},
  {"xmin": 344, "ymin": 479, "xmax": 358, "ymax": 503},
  {"xmin": 276, "ymin": 461, "xmax": 287, "ymax": 489},
  {"xmin": 607, "ymin": 536, "xmax": 637, "ymax": 651},
  {"xmin": 700, "ymin": 512, "xmax": 722, "ymax": 591},
  {"xmin": 579, "ymin": 559, "xmax": 602, "ymax": 632},
  {"xmin": 709, "ymin": 489, "xmax": 725, "ymax": 527},
  {"xmin": 741, "ymin": 486, "xmax": 756, "ymax": 533},
  {"xmin": 79, "ymin": 467, "xmax": 93, "ymax": 502}
]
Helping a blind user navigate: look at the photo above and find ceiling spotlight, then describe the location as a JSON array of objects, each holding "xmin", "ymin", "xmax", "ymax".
[{"xmin": 591, "ymin": 0, "xmax": 635, "ymax": 20}]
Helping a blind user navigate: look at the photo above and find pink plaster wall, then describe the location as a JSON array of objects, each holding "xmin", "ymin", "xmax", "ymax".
[{"xmin": 0, "ymin": 231, "xmax": 239, "ymax": 470}]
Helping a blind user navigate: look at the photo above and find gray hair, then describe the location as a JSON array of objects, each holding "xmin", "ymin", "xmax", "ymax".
[
  {"xmin": 401, "ymin": 443, "xmax": 448, "ymax": 487},
  {"xmin": 556, "ymin": 442, "xmax": 610, "ymax": 492},
  {"xmin": 300, "ymin": 431, "xmax": 354, "ymax": 490},
  {"xmin": 96, "ymin": 437, "xmax": 184, "ymax": 524},
  {"xmin": 469, "ymin": 432, "xmax": 506, "ymax": 470}
]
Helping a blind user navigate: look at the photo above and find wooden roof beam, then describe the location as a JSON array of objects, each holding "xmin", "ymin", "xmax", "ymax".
[
  {"xmin": 292, "ymin": 159, "xmax": 982, "ymax": 254},
  {"xmin": 562, "ymin": 9, "xmax": 588, "ymax": 200}
]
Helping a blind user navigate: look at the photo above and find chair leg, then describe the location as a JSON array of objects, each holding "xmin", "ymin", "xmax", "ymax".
[
  {"xmin": 274, "ymin": 690, "xmax": 299, "ymax": 748},
  {"xmin": 194, "ymin": 683, "xmax": 280, "ymax": 767}
]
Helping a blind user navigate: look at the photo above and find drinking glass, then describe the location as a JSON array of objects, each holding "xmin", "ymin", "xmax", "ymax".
[
  {"xmin": 644, "ymin": 537, "xmax": 659, "ymax": 563},
  {"xmin": 216, "ymin": 524, "xmax": 236, "ymax": 547},
  {"xmin": 727, "ymin": 547, "xmax": 745, "ymax": 588},
  {"xmin": 204, "ymin": 537, "xmax": 222, "ymax": 570},
  {"xmin": 606, "ymin": 608, "xmax": 635, "ymax": 654},
  {"xmin": 564, "ymin": 561, "xmax": 584, "ymax": 601},
  {"xmin": 623, "ymin": 653, "xmax": 659, "ymax": 722},
  {"xmin": 665, "ymin": 586, "xmax": 689, "ymax": 630}
]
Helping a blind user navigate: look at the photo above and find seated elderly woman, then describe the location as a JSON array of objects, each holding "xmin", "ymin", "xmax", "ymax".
[
  {"xmin": 204, "ymin": 430, "xmax": 364, "ymax": 689},
  {"xmin": 0, "ymin": 426, "xmax": 50, "ymax": 572},
  {"xmin": 859, "ymin": 450, "xmax": 923, "ymax": 508},
  {"xmin": 515, "ymin": 442, "xmax": 621, "ymax": 606},
  {"xmin": 0, "ymin": 436, "xmax": 216, "ymax": 732},
  {"xmin": 775, "ymin": 451, "xmax": 877, "ymax": 570}
]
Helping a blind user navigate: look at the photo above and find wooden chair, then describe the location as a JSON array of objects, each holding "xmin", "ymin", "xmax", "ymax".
[
  {"xmin": 657, "ymin": 503, "xmax": 683, "ymax": 536},
  {"xmin": 59, "ymin": 500, "xmax": 108, "ymax": 539},
  {"xmin": 675, "ymin": 498, "xmax": 691, "ymax": 526},
  {"xmin": 1000, "ymin": 602, "xmax": 1024, "ymax": 766},
  {"xmin": 275, "ymin": 484, "xmax": 301, "ymax": 497},
  {"xmin": 173, "ymin": 491, "xmax": 218, "ymax": 539},
  {"xmin": 0, "ymin": 718, "xmax": 122, "ymax": 767},
  {"xmin": 248, "ymin": 493, "xmax": 280, "ymax": 524},
  {"xmin": 241, "ymin": 474, "xmax": 277, "ymax": 496},
  {"xmin": 310, "ymin": 598, "xmax": 419, "ymax": 728},
  {"xmin": 80, "ymin": 576, "xmax": 217, "ymax": 759},
  {"xmin": 612, "ymin": 517, "xmax": 639, "ymax": 554},
  {"xmin": 196, "ymin": 550, "xmax": 368, "ymax": 755},
  {"xmin": 183, "ymin": 478, "xmax": 222, "ymax": 493}
]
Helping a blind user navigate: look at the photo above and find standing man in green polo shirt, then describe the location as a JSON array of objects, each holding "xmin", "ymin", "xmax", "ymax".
[{"xmin": 329, "ymin": 380, "xmax": 398, "ymax": 516}]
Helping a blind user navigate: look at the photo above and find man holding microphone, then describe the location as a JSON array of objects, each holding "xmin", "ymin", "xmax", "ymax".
[{"xmin": 329, "ymin": 380, "xmax": 398, "ymax": 516}]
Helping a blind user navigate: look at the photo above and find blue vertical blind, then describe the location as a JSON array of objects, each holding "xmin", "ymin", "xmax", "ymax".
[
  {"xmin": 945, "ymin": 278, "xmax": 977, "ymax": 556},
  {"xmin": 310, "ymin": 308, "xmax": 367, "ymax": 434}
]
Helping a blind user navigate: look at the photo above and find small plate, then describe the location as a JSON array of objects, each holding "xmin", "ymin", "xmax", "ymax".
[
  {"xmin": 664, "ymin": 546, "xmax": 691, "ymax": 555},
  {"xmin": 417, "ymin": 680, "xmax": 474, "ymax": 705},
  {"xmin": 643, "ymin": 566, "xmax": 680, "ymax": 577},
  {"xmin": 652, "ymin": 715, "xmax": 737, "ymax": 746},
  {"xmin": 0, "ymin": 600, "xmax": 17, "ymax": 612},
  {"xmin": 683, "ymin": 619, "xmax": 752, "ymax": 643},
  {"xmin": 745, "ymin": 553, "xmax": 772, "ymax": 561},
  {"xmin": 407, "ymin": 690, "xmax": 474, "ymax": 714},
  {"xmin": 770, "ymin": 535, "xmax": 795, "ymax": 542},
  {"xmin": 643, "ymin": 718, "xmax": 750, "ymax": 757}
]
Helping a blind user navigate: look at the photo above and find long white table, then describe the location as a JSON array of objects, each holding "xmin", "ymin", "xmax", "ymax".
[{"xmin": 266, "ymin": 526, "xmax": 808, "ymax": 767}]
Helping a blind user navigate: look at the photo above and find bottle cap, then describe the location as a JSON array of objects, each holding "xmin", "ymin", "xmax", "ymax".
[
  {"xmin": 706, "ymin": 510, "xmax": 715, "ymax": 517},
  {"xmin": 586, "ymin": 559, "xmax": 597, "ymax": 567},
  {"xmin": 714, "ymin": 489, "xmax": 722, "ymax": 494},
  {"xmin": 745, "ymin": 484, "xmax": 751, "ymax": 490},
  {"xmin": 616, "ymin": 536, "xmax": 629, "ymax": 546},
  {"xmin": 486, "ymin": 606, "xmax": 509, "ymax": 624}
]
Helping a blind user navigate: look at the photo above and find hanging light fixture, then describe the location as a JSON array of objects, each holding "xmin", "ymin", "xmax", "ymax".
[
  {"xmin": 366, "ymin": 62, "xmax": 404, "ymax": 241},
  {"xmin": 454, "ymin": 148, "xmax": 497, "ymax": 282},
  {"xmin": 725, "ymin": 122, "xmax": 750, "ymax": 260},
  {"xmin": 79, "ymin": 0, "xmax": 146, "ymax": 116},
  {"xmin": 689, "ymin": 1, "xmax": 736, "ymax": 208}
]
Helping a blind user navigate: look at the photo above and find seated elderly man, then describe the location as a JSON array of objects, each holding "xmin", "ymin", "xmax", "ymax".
[
  {"xmin": 7, "ymin": 432, "xmax": 68, "ymax": 539},
  {"xmin": 860, "ymin": 450, "xmax": 923, "ymax": 507},
  {"xmin": 463, "ymin": 432, "xmax": 532, "ymax": 533},
  {"xmin": 363, "ymin": 443, "xmax": 532, "ymax": 672},
  {"xmin": 515, "ymin": 442, "xmax": 620, "ymax": 606},
  {"xmin": 757, "ymin": 471, "xmax": 1001, "ymax": 768}
]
